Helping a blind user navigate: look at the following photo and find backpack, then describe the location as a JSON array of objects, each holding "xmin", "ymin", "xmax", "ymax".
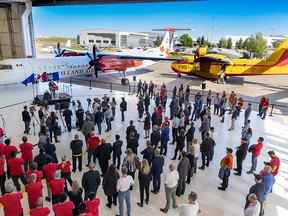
[{"xmin": 129, "ymin": 129, "xmax": 137, "ymax": 140}]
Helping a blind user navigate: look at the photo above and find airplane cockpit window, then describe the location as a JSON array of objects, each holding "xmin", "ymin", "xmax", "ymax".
[{"xmin": 0, "ymin": 64, "xmax": 12, "ymax": 70}]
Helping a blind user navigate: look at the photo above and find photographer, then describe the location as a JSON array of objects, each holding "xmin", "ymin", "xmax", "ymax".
[
  {"xmin": 46, "ymin": 112, "xmax": 59, "ymax": 143},
  {"xmin": 62, "ymin": 108, "xmax": 73, "ymax": 132}
]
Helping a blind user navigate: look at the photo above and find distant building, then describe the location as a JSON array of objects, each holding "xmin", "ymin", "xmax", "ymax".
[
  {"xmin": 225, "ymin": 35, "xmax": 287, "ymax": 48},
  {"xmin": 79, "ymin": 29, "xmax": 149, "ymax": 49}
]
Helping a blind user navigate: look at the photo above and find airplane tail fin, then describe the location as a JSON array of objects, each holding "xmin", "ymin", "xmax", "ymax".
[
  {"xmin": 266, "ymin": 38, "xmax": 288, "ymax": 66},
  {"xmin": 152, "ymin": 27, "xmax": 191, "ymax": 57}
]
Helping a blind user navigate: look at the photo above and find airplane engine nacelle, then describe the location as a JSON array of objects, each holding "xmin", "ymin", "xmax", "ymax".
[{"xmin": 196, "ymin": 47, "xmax": 207, "ymax": 57}]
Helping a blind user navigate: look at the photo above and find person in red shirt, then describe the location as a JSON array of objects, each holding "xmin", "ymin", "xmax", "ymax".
[
  {"xmin": 0, "ymin": 155, "xmax": 5, "ymax": 195},
  {"xmin": 0, "ymin": 127, "xmax": 4, "ymax": 144},
  {"xmin": 8, "ymin": 151, "xmax": 25, "ymax": 191},
  {"xmin": 59, "ymin": 156, "xmax": 73, "ymax": 190},
  {"xmin": 30, "ymin": 197, "xmax": 50, "ymax": 216},
  {"xmin": 258, "ymin": 97, "xmax": 266, "ymax": 116},
  {"xmin": 53, "ymin": 193, "xmax": 75, "ymax": 216},
  {"xmin": 43, "ymin": 161, "xmax": 58, "ymax": 201},
  {"xmin": 26, "ymin": 162, "xmax": 43, "ymax": 182},
  {"xmin": 25, "ymin": 174, "xmax": 43, "ymax": 209},
  {"xmin": 3, "ymin": 138, "xmax": 17, "ymax": 162},
  {"xmin": 247, "ymin": 137, "xmax": 264, "ymax": 174},
  {"xmin": 260, "ymin": 98, "xmax": 269, "ymax": 120},
  {"xmin": 84, "ymin": 192, "xmax": 100, "ymax": 216},
  {"xmin": 0, "ymin": 142, "xmax": 5, "ymax": 158},
  {"xmin": 50, "ymin": 170, "xmax": 65, "ymax": 204},
  {"xmin": 86, "ymin": 132, "xmax": 100, "ymax": 166},
  {"xmin": 0, "ymin": 181, "xmax": 23, "ymax": 216},
  {"xmin": 268, "ymin": 150, "xmax": 280, "ymax": 176},
  {"xmin": 19, "ymin": 136, "xmax": 34, "ymax": 171},
  {"xmin": 218, "ymin": 148, "xmax": 234, "ymax": 191}
]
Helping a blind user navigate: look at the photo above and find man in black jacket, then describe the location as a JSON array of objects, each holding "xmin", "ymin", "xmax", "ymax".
[
  {"xmin": 43, "ymin": 141, "xmax": 58, "ymax": 163},
  {"xmin": 185, "ymin": 123, "xmax": 195, "ymax": 152},
  {"xmin": 112, "ymin": 134, "xmax": 123, "ymax": 169},
  {"xmin": 176, "ymin": 152, "xmax": 191, "ymax": 197},
  {"xmin": 234, "ymin": 139, "xmax": 248, "ymax": 176},
  {"xmin": 151, "ymin": 149, "xmax": 164, "ymax": 194},
  {"xmin": 22, "ymin": 106, "xmax": 31, "ymax": 134},
  {"xmin": 246, "ymin": 174, "xmax": 265, "ymax": 215},
  {"xmin": 94, "ymin": 107, "xmax": 103, "ymax": 135},
  {"xmin": 141, "ymin": 141, "xmax": 155, "ymax": 165},
  {"xmin": 62, "ymin": 108, "xmax": 73, "ymax": 132},
  {"xmin": 33, "ymin": 149, "xmax": 53, "ymax": 171},
  {"xmin": 150, "ymin": 126, "xmax": 160, "ymax": 149},
  {"xmin": 70, "ymin": 134, "xmax": 83, "ymax": 172},
  {"xmin": 199, "ymin": 133, "xmax": 215, "ymax": 170},
  {"xmin": 120, "ymin": 97, "xmax": 127, "ymax": 122},
  {"xmin": 82, "ymin": 163, "xmax": 101, "ymax": 200},
  {"xmin": 97, "ymin": 139, "xmax": 112, "ymax": 176},
  {"xmin": 126, "ymin": 121, "xmax": 139, "ymax": 154}
]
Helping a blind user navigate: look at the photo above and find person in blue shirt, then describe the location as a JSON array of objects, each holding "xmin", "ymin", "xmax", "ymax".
[
  {"xmin": 160, "ymin": 123, "xmax": 170, "ymax": 156},
  {"xmin": 260, "ymin": 164, "xmax": 275, "ymax": 197},
  {"xmin": 191, "ymin": 94, "xmax": 203, "ymax": 121}
]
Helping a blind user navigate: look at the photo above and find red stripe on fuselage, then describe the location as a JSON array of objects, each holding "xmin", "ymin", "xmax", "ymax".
[{"xmin": 275, "ymin": 49, "xmax": 288, "ymax": 66}]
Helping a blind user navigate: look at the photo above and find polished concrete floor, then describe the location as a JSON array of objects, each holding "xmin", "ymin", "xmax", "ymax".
[{"xmin": 0, "ymin": 83, "xmax": 287, "ymax": 216}]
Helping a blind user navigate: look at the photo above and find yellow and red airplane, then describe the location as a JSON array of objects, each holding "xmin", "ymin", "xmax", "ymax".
[{"xmin": 171, "ymin": 38, "xmax": 288, "ymax": 80}]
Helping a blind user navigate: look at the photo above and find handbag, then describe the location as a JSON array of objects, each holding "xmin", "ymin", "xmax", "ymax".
[
  {"xmin": 55, "ymin": 125, "xmax": 62, "ymax": 136},
  {"xmin": 248, "ymin": 144, "xmax": 255, "ymax": 153},
  {"xmin": 218, "ymin": 167, "xmax": 226, "ymax": 180}
]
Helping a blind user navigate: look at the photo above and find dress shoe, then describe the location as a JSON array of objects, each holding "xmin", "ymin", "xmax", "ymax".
[
  {"xmin": 137, "ymin": 202, "xmax": 143, "ymax": 207},
  {"xmin": 199, "ymin": 166, "xmax": 205, "ymax": 170},
  {"xmin": 160, "ymin": 208, "xmax": 168, "ymax": 213},
  {"xmin": 234, "ymin": 172, "xmax": 241, "ymax": 176},
  {"xmin": 218, "ymin": 187, "xmax": 226, "ymax": 191}
]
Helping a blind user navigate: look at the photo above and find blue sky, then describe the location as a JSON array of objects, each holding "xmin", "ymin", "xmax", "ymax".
[{"xmin": 32, "ymin": 0, "xmax": 288, "ymax": 41}]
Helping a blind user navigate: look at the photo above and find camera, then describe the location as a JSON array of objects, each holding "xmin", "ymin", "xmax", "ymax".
[{"xmin": 29, "ymin": 106, "xmax": 36, "ymax": 115}]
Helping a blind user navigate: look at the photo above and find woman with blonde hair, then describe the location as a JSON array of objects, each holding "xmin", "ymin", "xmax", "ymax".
[
  {"xmin": 137, "ymin": 159, "xmax": 151, "ymax": 207},
  {"xmin": 122, "ymin": 149, "xmax": 138, "ymax": 180}
]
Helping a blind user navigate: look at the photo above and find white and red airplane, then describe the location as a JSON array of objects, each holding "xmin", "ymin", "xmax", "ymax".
[{"xmin": 0, "ymin": 27, "xmax": 189, "ymax": 85}]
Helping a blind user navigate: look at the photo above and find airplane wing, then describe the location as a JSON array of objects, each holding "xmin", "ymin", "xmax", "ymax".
[
  {"xmin": 97, "ymin": 53, "xmax": 180, "ymax": 61},
  {"xmin": 194, "ymin": 54, "xmax": 233, "ymax": 65}
]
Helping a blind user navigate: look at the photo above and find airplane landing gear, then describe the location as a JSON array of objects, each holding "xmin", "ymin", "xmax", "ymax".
[
  {"xmin": 218, "ymin": 71, "xmax": 226, "ymax": 84},
  {"xmin": 121, "ymin": 71, "xmax": 129, "ymax": 85}
]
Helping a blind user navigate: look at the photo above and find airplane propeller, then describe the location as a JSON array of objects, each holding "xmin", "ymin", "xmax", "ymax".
[
  {"xmin": 87, "ymin": 45, "xmax": 100, "ymax": 78},
  {"xmin": 54, "ymin": 42, "xmax": 66, "ymax": 57}
]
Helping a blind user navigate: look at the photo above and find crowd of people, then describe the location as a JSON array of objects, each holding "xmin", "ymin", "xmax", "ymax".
[{"xmin": 0, "ymin": 79, "xmax": 280, "ymax": 216}]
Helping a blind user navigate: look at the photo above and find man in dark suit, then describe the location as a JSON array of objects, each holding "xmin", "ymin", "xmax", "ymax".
[
  {"xmin": 141, "ymin": 141, "xmax": 155, "ymax": 165},
  {"xmin": 82, "ymin": 163, "xmax": 101, "ymax": 200},
  {"xmin": 112, "ymin": 134, "xmax": 123, "ymax": 169},
  {"xmin": 97, "ymin": 139, "xmax": 112, "ymax": 176},
  {"xmin": 22, "ymin": 106, "xmax": 31, "ymax": 134},
  {"xmin": 199, "ymin": 133, "xmax": 215, "ymax": 170},
  {"xmin": 151, "ymin": 149, "xmax": 164, "ymax": 194}
]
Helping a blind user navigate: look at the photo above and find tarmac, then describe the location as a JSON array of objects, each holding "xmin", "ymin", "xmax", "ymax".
[{"xmin": 62, "ymin": 61, "xmax": 288, "ymax": 115}]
